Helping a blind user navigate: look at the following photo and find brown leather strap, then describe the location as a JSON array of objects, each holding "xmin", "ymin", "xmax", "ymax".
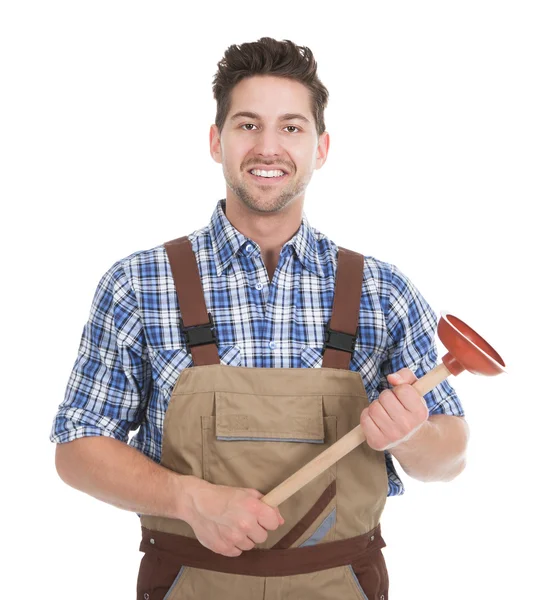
[
  {"xmin": 164, "ymin": 236, "xmax": 220, "ymax": 366},
  {"xmin": 322, "ymin": 247, "xmax": 365, "ymax": 370},
  {"xmin": 140, "ymin": 524, "xmax": 385, "ymax": 577}
]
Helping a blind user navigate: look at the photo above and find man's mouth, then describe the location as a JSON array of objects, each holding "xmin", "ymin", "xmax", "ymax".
[{"xmin": 248, "ymin": 168, "xmax": 288, "ymax": 181}]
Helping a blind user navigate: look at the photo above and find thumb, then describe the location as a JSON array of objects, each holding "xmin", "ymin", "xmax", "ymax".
[
  {"xmin": 244, "ymin": 488, "xmax": 263, "ymax": 499},
  {"xmin": 387, "ymin": 368, "xmax": 417, "ymax": 386}
]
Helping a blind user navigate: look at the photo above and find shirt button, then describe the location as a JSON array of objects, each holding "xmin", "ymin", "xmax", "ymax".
[
  {"xmin": 255, "ymin": 282, "xmax": 263, "ymax": 290},
  {"xmin": 268, "ymin": 341, "xmax": 276, "ymax": 350},
  {"xmin": 245, "ymin": 244, "xmax": 253, "ymax": 253}
]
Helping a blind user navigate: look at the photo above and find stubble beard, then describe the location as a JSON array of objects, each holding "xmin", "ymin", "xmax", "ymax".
[{"xmin": 223, "ymin": 165, "xmax": 312, "ymax": 214}]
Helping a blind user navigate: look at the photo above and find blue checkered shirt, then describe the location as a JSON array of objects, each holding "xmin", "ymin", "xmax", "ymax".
[{"xmin": 50, "ymin": 199, "xmax": 464, "ymax": 496}]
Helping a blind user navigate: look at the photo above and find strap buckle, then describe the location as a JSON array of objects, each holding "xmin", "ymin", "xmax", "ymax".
[
  {"xmin": 181, "ymin": 312, "xmax": 218, "ymax": 349},
  {"xmin": 324, "ymin": 321, "xmax": 358, "ymax": 355}
]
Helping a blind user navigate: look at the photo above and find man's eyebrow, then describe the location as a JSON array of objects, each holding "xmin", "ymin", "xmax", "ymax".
[
  {"xmin": 229, "ymin": 111, "xmax": 310, "ymax": 124},
  {"xmin": 280, "ymin": 113, "xmax": 310, "ymax": 123}
]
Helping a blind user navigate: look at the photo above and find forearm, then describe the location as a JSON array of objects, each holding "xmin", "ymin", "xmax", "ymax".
[
  {"xmin": 389, "ymin": 415, "xmax": 469, "ymax": 482},
  {"xmin": 55, "ymin": 436, "xmax": 205, "ymax": 520}
]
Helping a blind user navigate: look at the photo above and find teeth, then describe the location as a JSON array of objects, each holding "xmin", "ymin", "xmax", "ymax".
[{"xmin": 250, "ymin": 169, "xmax": 285, "ymax": 178}]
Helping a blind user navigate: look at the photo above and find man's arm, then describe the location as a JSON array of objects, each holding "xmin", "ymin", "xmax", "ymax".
[
  {"xmin": 389, "ymin": 414, "xmax": 469, "ymax": 482},
  {"xmin": 55, "ymin": 437, "xmax": 284, "ymax": 556},
  {"xmin": 52, "ymin": 262, "xmax": 283, "ymax": 558},
  {"xmin": 360, "ymin": 368, "xmax": 469, "ymax": 482},
  {"xmin": 55, "ymin": 436, "xmax": 196, "ymax": 519}
]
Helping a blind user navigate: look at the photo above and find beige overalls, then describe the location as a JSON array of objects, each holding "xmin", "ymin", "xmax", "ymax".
[{"xmin": 137, "ymin": 237, "xmax": 389, "ymax": 600}]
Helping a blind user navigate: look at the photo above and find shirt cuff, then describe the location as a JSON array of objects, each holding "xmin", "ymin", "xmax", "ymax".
[
  {"xmin": 50, "ymin": 407, "xmax": 131, "ymax": 444},
  {"xmin": 425, "ymin": 380, "xmax": 465, "ymax": 417}
]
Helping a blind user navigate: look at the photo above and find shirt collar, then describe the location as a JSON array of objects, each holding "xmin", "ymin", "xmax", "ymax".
[{"xmin": 208, "ymin": 199, "xmax": 325, "ymax": 277}]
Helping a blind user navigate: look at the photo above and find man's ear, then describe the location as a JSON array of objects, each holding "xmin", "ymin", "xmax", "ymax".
[
  {"xmin": 209, "ymin": 124, "xmax": 222, "ymax": 164},
  {"xmin": 315, "ymin": 131, "xmax": 330, "ymax": 170}
]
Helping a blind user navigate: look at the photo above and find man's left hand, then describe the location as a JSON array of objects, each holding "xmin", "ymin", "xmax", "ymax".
[{"xmin": 360, "ymin": 368, "xmax": 429, "ymax": 451}]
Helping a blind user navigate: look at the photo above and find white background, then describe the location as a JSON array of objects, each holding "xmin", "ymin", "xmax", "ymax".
[{"xmin": 1, "ymin": 1, "xmax": 553, "ymax": 598}]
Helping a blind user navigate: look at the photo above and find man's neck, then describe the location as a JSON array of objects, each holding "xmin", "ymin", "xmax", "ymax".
[{"xmin": 224, "ymin": 196, "xmax": 304, "ymax": 281}]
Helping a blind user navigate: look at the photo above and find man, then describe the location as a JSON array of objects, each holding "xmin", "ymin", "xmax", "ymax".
[{"xmin": 52, "ymin": 37, "xmax": 468, "ymax": 599}]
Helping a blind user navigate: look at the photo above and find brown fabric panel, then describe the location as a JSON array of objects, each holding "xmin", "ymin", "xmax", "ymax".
[
  {"xmin": 140, "ymin": 525, "xmax": 385, "ymax": 578},
  {"xmin": 136, "ymin": 550, "xmax": 183, "ymax": 600},
  {"xmin": 323, "ymin": 247, "xmax": 364, "ymax": 370},
  {"xmin": 164, "ymin": 236, "xmax": 219, "ymax": 366},
  {"xmin": 352, "ymin": 547, "xmax": 390, "ymax": 599},
  {"xmin": 271, "ymin": 480, "xmax": 336, "ymax": 550}
]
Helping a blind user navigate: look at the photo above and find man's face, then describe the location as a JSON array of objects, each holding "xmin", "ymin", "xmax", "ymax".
[{"xmin": 210, "ymin": 75, "xmax": 329, "ymax": 214}]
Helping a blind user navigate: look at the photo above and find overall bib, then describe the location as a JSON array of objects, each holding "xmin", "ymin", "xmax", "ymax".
[{"xmin": 137, "ymin": 237, "xmax": 390, "ymax": 600}]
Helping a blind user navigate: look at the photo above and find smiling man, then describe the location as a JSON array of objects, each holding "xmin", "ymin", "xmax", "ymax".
[{"xmin": 52, "ymin": 37, "xmax": 468, "ymax": 599}]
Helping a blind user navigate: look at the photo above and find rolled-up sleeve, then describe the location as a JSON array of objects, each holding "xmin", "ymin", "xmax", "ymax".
[
  {"xmin": 50, "ymin": 260, "xmax": 151, "ymax": 444},
  {"xmin": 381, "ymin": 264, "xmax": 465, "ymax": 417}
]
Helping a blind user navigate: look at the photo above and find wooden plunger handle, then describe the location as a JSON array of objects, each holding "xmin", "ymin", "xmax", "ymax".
[{"xmin": 261, "ymin": 362, "xmax": 452, "ymax": 507}]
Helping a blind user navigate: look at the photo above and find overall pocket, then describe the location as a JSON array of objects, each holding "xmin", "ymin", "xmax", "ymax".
[
  {"xmin": 201, "ymin": 391, "xmax": 338, "ymax": 548},
  {"xmin": 280, "ymin": 564, "xmax": 375, "ymax": 600},
  {"xmin": 201, "ymin": 391, "xmax": 336, "ymax": 489},
  {"xmin": 159, "ymin": 566, "xmax": 264, "ymax": 600}
]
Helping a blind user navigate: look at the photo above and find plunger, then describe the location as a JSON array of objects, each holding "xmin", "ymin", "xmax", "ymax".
[{"xmin": 262, "ymin": 312, "xmax": 506, "ymax": 507}]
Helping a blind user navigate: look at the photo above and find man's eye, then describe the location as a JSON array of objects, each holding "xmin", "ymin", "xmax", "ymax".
[{"xmin": 240, "ymin": 124, "xmax": 300, "ymax": 133}]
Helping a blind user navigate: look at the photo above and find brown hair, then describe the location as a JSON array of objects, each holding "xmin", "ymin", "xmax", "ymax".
[{"xmin": 212, "ymin": 37, "xmax": 329, "ymax": 136}]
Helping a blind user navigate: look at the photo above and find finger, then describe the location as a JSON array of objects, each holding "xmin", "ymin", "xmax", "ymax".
[
  {"xmin": 256, "ymin": 499, "xmax": 284, "ymax": 526},
  {"xmin": 360, "ymin": 407, "xmax": 388, "ymax": 450},
  {"xmin": 368, "ymin": 397, "xmax": 405, "ymax": 440},
  {"xmin": 257, "ymin": 505, "xmax": 281, "ymax": 532},
  {"xmin": 266, "ymin": 505, "xmax": 285, "ymax": 526},
  {"xmin": 393, "ymin": 384, "xmax": 429, "ymax": 416},
  {"xmin": 248, "ymin": 522, "xmax": 269, "ymax": 544},
  {"xmin": 379, "ymin": 389, "xmax": 423, "ymax": 438},
  {"xmin": 387, "ymin": 368, "xmax": 417, "ymax": 386},
  {"xmin": 378, "ymin": 389, "xmax": 409, "ymax": 422},
  {"xmin": 234, "ymin": 537, "xmax": 256, "ymax": 551},
  {"xmin": 212, "ymin": 540, "xmax": 242, "ymax": 557}
]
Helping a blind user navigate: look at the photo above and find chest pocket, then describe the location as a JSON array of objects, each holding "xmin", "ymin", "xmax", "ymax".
[{"xmin": 213, "ymin": 392, "xmax": 326, "ymax": 443}]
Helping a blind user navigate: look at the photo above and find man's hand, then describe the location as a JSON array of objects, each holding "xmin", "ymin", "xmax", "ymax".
[
  {"xmin": 185, "ymin": 480, "xmax": 285, "ymax": 557},
  {"xmin": 360, "ymin": 368, "xmax": 429, "ymax": 451}
]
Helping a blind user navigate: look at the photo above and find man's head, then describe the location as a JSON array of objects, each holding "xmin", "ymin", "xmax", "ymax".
[{"xmin": 209, "ymin": 38, "xmax": 330, "ymax": 214}]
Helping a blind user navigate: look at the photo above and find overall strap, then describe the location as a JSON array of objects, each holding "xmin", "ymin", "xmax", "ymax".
[
  {"xmin": 322, "ymin": 247, "xmax": 365, "ymax": 370},
  {"xmin": 164, "ymin": 236, "xmax": 220, "ymax": 366}
]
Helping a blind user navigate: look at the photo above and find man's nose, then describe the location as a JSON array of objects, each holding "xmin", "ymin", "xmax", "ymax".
[{"xmin": 253, "ymin": 128, "xmax": 283, "ymax": 156}]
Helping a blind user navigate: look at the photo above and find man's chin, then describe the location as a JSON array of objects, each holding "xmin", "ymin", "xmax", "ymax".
[{"xmin": 238, "ymin": 193, "xmax": 294, "ymax": 214}]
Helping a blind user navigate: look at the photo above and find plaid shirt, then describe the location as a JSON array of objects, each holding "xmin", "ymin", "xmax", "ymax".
[{"xmin": 50, "ymin": 199, "xmax": 464, "ymax": 496}]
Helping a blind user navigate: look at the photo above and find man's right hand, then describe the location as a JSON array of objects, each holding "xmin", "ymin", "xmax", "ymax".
[{"xmin": 184, "ymin": 480, "xmax": 285, "ymax": 557}]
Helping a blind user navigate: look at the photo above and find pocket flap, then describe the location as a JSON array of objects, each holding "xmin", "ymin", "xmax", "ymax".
[
  {"xmin": 215, "ymin": 392, "xmax": 324, "ymax": 442},
  {"xmin": 218, "ymin": 344, "xmax": 242, "ymax": 367},
  {"xmin": 301, "ymin": 345, "xmax": 323, "ymax": 368}
]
